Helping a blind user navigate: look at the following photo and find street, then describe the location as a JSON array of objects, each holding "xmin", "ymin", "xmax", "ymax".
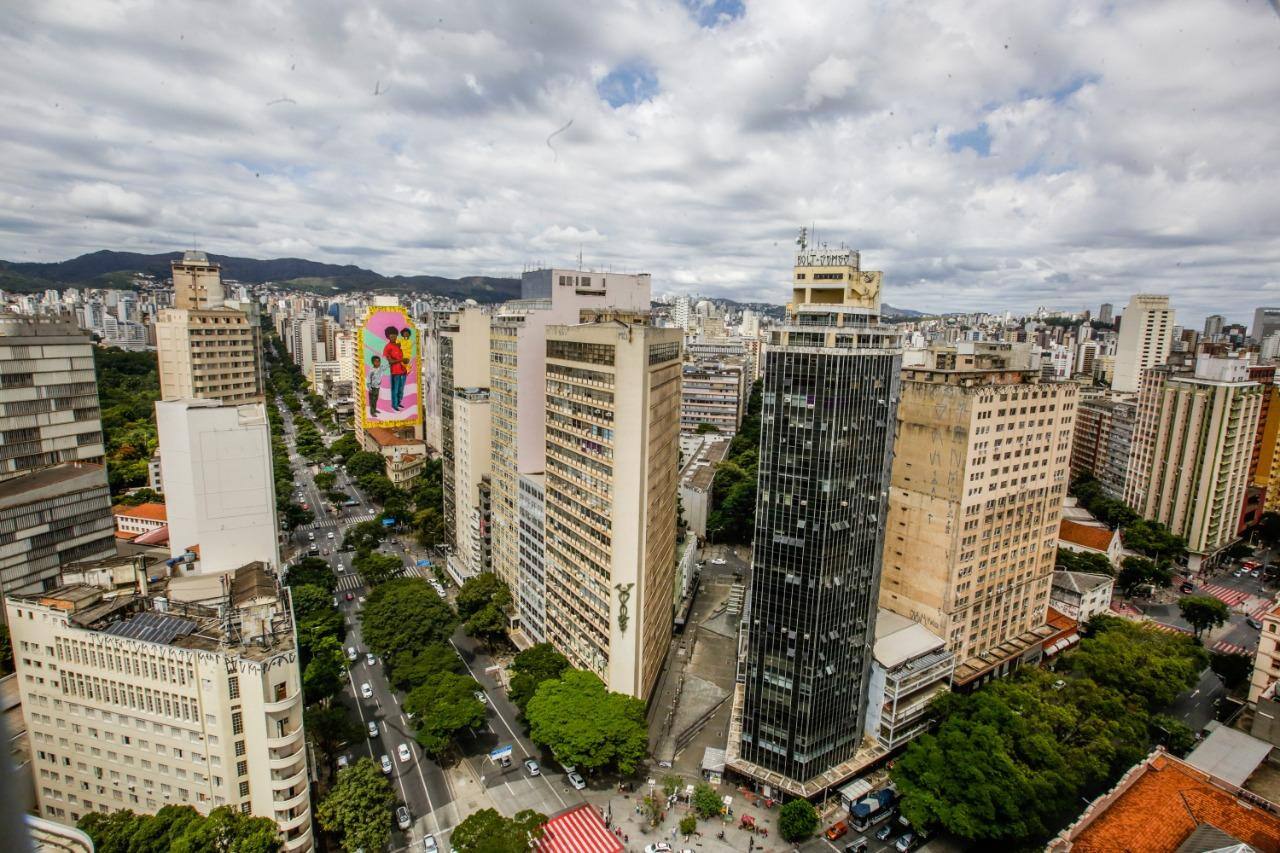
[{"xmin": 1141, "ymin": 565, "xmax": 1276, "ymax": 656}]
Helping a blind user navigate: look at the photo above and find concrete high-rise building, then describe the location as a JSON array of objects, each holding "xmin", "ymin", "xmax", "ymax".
[
  {"xmin": 679, "ymin": 362, "xmax": 745, "ymax": 434},
  {"xmin": 487, "ymin": 269, "xmax": 651, "ymax": 635},
  {"xmin": 1076, "ymin": 340, "xmax": 1100, "ymax": 378},
  {"xmin": 516, "ymin": 473, "xmax": 547, "ymax": 644},
  {"xmin": 439, "ymin": 307, "xmax": 491, "ymax": 562},
  {"xmin": 1125, "ymin": 356, "xmax": 1262, "ymax": 570},
  {"xmin": 156, "ymin": 400, "xmax": 280, "ymax": 572},
  {"xmin": 1070, "ymin": 394, "xmax": 1137, "ymax": 500},
  {"xmin": 1253, "ymin": 308, "xmax": 1280, "ymax": 343},
  {"xmin": 733, "ymin": 244, "xmax": 902, "ymax": 793},
  {"xmin": 6, "ymin": 562, "xmax": 314, "ymax": 850},
  {"xmin": 452, "ymin": 387, "xmax": 492, "ymax": 578},
  {"xmin": 0, "ymin": 315, "xmax": 115, "ymax": 598},
  {"xmin": 1112, "ymin": 294, "xmax": 1174, "ymax": 393},
  {"xmin": 881, "ymin": 343, "xmax": 1075, "ymax": 685},
  {"xmin": 155, "ymin": 253, "xmax": 263, "ymax": 404},
  {"xmin": 1099, "ymin": 303, "xmax": 1114, "ymax": 325},
  {"xmin": 334, "ymin": 330, "xmax": 357, "ymax": 383},
  {"xmin": 1204, "ymin": 314, "xmax": 1226, "ymax": 339},
  {"xmin": 541, "ymin": 319, "xmax": 682, "ymax": 699},
  {"xmin": 673, "ymin": 295, "xmax": 692, "ymax": 331}
]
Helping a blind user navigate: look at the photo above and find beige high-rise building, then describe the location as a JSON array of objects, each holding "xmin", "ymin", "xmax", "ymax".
[
  {"xmin": 453, "ymin": 387, "xmax": 492, "ymax": 577},
  {"xmin": 880, "ymin": 343, "xmax": 1076, "ymax": 686},
  {"xmin": 440, "ymin": 308, "xmax": 492, "ymax": 571},
  {"xmin": 1125, "ymin": 356, "xmax": 1262, "ymax": 570},
  {"xmin": 155, "ymin": 253, "xmax": 263, "ymax": 404},
  {"xmin": 1112, "ymin": 294, "xmax": 1174, "ymax": 393},
  {"xmin": 6, "ymin": 561, "xmax": 313, "ymax": 851},
  {"xmin": 542, "ymin": 319, "xmax": 682, "ymax": 699}
]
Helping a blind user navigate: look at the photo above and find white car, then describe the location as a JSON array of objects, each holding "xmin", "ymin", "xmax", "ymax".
[
  {"xmin": 711, "ymin": 558, "xmax": 727, "ymax": 565},
  {"xmin": 568, "ymin": 771, "xmax": 586, "ymax": 790},
  {"xmin": 398, "ymin": 743, "xmax": 412, "ymax": 763},
  {"xmin": 380, "ymin": 754, "xmax": 392, "ymax": 774},
  {"xmin": 644, "ymin": 844, "xmax": 672, "ymax": 853},
  {"xmin": 474, "ymin": 690, "xmax": 487, "ymax": 704},
  {"xmin": 422, "ymin": 835, "xmax": 438, "ymax": 852},
  {"xmin": 524, "ymin": 758, "xmax": 540, "ymax": 776},
  {"xmin": 346, "ymin": 647, "xmax": 358, "ymax": 661},
  {"xmin": 327, "ymin": 531, "xmax": 335, "ymax": 539},
  {"xmin": 366, "ymin": 653, "xmax": 376, "ymax": 666},
  {"xmin": 367, "ymin": 720, "xmax": 379, "ymax": 738},
  {"xmin": 337, "ymin": 563, "xmax": 345, "ymax": 573},
  {"xmin": 396, "ymin": 806, "xmax": 411, "ymax": 830},
  {"xmin": 360, "ymin": 682, "xmax": 373, "ymax": 699}
]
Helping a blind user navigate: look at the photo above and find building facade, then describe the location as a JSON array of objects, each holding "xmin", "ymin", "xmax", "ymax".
[
  {"xmin": 679, "ymin": 362, "xmax": 745, "ymax": 435},
  {"xmin": 736, "ymin": 245, "xmax": 902, "ymax": 789},
  {"xmin": 452, "ymin": 387, "xmax": 492, "ymax": 580},
  {"xmin": 864, "ymin": 610, "xmax": 954, "ymax": 752},
  {"xmin": 541, "ymin": 320, "xmax": 682, "ymax": 699},
  {"xmin": 156, "ymin": 400, "xmax": 280, "ymax": 572},
  {"xmin": 1070, "ymin": 393, "xmax": 1136, "ymax": 500},
  {"xmin": 516, "ymin": 473, "xmax": 547, "ymax": 645},
  {"xmin": 439, "ymin": 308, "xmax": 490, "ymax": 555},
  {"xmin": 1112, "ymin": 294, "xmax": 1174, "ymax": 394},
  {"xmin": 6, "ymin": 563, "xmax": 313, "ymax": 850},
  {"xmin": 880, "ymin": 343, "xmax": 1075, "ymax": 685}
]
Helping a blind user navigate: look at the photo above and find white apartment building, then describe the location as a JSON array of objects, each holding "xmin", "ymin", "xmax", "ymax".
[
  {"xmin": 452, "ymin": 387, "xmax": 492, "ymax": 580},
  {"xmin": 516, "ymin": 474, "xmax": 547, "ymax": 644},
  {"xmin": 1112, "ymin": 294, "xmax": 1174, "ymax": 393},
  {"xmin": 6, "ymin": 562, "xmax": 313, "ymax": 850},
  {"xmin": 440, "ymin": 308, "xmax": 491, "ymax": 563},
  {"xmin": 156, "ymin": 400, "xmax": 280, "ymax": 572}
]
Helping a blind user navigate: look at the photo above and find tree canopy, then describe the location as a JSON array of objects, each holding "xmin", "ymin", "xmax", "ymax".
[
  {"xmin": 285, "ymin": 557, "xmax": 337, "ymax": 593},
  {"xmin": 306, "ymin": 704, "xmax": 362, "ymax": 777},
  {"xmin": 508, "ymin": 643, "xmax": 571, "ymax": 713},
  {"xmin": 1066, "ymin": 615, "xmax": 1207, "ymax": 709},
  {"xmin": 450, "ymin": 808, "xmax": 546, "ymax": 853},
  {"xmin": 359, "ymin": 578, "xmax": 459, "ymax": 663},
  {"xmin": 1055, "ymin": 548, "xmax": 1115, "ymax": 577},
  {"xmin": 389, "ymin": 642, "xmax": 462, "ymax": 693},
  {"xmin": 79, "ymin": 805, "xmax": 280, "ymax": 853},
  {"xmin": 303, "ymin": 635, "xmax": 348, "ymax": 704},
  {"xmin": 317, "ymin": 758, "xmax": 398, "ymax": 853},
  {"xmin": 778, "ymin": 799, "xmax": 818, "ymax": 842},
  {"xmin": 706, "ymin": 379, "xmax": 761, "ymax": 544},
  {"xmin": 1178, "ymin": 595, "xmax": 1230, "ymax": 639},
  {"xmin": 352, "ymin": 551, "xmax": 403, "ymax": 586},
  {"xmin": 1116, "ymin": 556, "xmax": 1172, "ymax": 596},
  {"xmin": 525, "ymin": 670, "xmax": 648, "ymax": 774},
  {"xmin": 404, "ymin": 671, "xmax": 486, "ymax": 755}
]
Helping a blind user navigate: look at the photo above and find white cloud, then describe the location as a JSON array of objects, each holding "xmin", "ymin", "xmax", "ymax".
[{"xmin": 1, "ymin": 0, "xmax": 1278, "ymax": 326}]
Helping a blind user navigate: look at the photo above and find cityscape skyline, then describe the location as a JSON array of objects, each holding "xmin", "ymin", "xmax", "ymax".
[{"xmin": 3, "ymin": 1, "xmax": 1280, "ymax": 322}]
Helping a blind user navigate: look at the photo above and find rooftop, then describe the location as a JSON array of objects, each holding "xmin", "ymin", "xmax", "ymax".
[
  {"xmin": 1185, "ymin": 725, "xmax": 1275, "ymax": 788},
  {"xmin": 365, "ymin": 426, "xmax": 419, "ymax": 448},
  {"xmin": 1053, "ymin": 570, "xmax": 1115, "ymax": 595},
  {"xmin": 1060, "ymin": 519, "xmax": 1118, "ymax": 552},
  {"xmin": 536, "ymin": 804, "xmax": 622, "ymax": 853},
  {"xmin": 874, "ymin": 609, "xmax": 948, "ymax": 670},
  {"xmin": 0, "ymin": 462, "xmax": 106, "ymax": 503},
  {"xmin": 112, "ymin": 502, "xmax": 168, "ymax": 522},
  {"xmin": 1048, "ymin": 750, "xmax": 1280, "ymax": 853}
]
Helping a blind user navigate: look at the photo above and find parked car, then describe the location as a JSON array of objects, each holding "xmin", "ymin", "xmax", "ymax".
[
  {"xmin": 876, "ymin": 824, "xmax": 895, "ymax": 842},
  {"xmin": 844, "ymin": 839, "xmax": 870, "ymax": 853},
  {"xmin": 1248, "ymin": 617, "xmax": 1264, "ymax": 629},
  {"xmin": 422, "ymin": 835, "xmax": 437, "ymax": 852},
  {"xmin": 474, "ymin": 690, "xmax": 487, "ymax": 704},
  {"xmin": 396, "ymin": 806, "xmax": 411, "ymax": 830},
  {"xmin": 345, "ymin": 592, "xmax": 354, "ymax": 601},
  {"xmin": 895, "ymin": 831, "xmax": 916, "ymax": 852},
  {"xmin": 366, "ymin": 653, "xmax": 376, "ymax": 666},
  {"xmin": 826, "ymin": 820, "xmax": 850, "ymax": 840},
  {"xmin": 643, "ymin": 844, "xmax": 672, "ymax": 853},
  {"xmin": 524, "ymin": 758, "xmax": 540, "ymax": 776},
  {"xmin": 568, "ymin": 771, "xmax": 586, "ymax": 790}
]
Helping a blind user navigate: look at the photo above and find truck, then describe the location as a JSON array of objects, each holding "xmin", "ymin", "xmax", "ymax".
[{"xmin": 850, "ymin": 786, "xmax": 897, "ymax": 830}]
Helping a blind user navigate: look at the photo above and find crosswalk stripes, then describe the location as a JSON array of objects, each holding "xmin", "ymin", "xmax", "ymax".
[
  {"xmin": 1197, "ymin": 583, "xmax": 1251, "ymax": 607},
  {"xmin": 1148, "ymin": 621, "xmax": 1193, "ymax": 636},
  {"xmin": 1212, "ymin": 640, "xmax": 1255, "ymax": 656},
  {"xmin": 1251, "ymin": 599, "xmax": 1278, "ymax": 619},
  {"xmin": 336, "ymin": 574, "xmax": 364, "ymax": 591}
]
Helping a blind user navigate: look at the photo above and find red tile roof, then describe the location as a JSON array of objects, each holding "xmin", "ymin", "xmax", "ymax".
[
  {"xmin": 1060, "ymin": 519, "xmax": 1115, "ymax": 553},
  {"xmin": 112, "ymin": 502, "xmax": 168, "ymax": 522},
  {"xmin": 1050, "ymin": 750, "xmax": 1280, "ymax": 852},
  {"xmin": 537, "ymin": 804, "xmax": 622, "ymax": 853},
  {"xmin": 366, "ymin": 426, "xmax": 416, "ymax": 448}
]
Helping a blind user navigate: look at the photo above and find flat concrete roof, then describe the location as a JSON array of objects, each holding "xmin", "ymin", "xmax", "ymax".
[
  {"xmin": 874, "ymin": 609, "xmax": 946, "ymax": 670},
  {"xmin": 1185, "ymin": 725, "xmax": 1274, "ymax": 788}
]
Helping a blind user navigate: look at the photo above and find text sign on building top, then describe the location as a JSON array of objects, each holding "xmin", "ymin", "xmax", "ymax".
[{"xmin": 795, "ymin": 249, "xmax": 859, "ymax": 269}]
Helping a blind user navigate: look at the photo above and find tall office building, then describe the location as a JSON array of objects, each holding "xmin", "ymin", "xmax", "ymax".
[
  {"xmin": 541, "ymin": 319, "xmax": 682, "ymax": 699},
  {"xmin": 487, "ymin": 270, "xmax": 650, "ymax": 634},
  {"xmin": 452, "ymin": 387, "xmax": 492, "ymax": 577},
  {"xmin": 1125, "ymin": 356, "xmax": 1262, "ymax": 570},
  {"xmin": 1253, "ymin": 308, "xmax": 1280, "ymax": 343},
  {"xmin": 516, "ymin": 474, "xmax": 548, "ymax": 644},
  {"xmin": 735, "ymin": 244, "xmax": 902, "ymax": 791},
  {"xmin": 880, "ymin": 343, "xmax": 1076, "ymax": 685},
  {"xmin": 439, "ymin": 308, "xmax": 491, "ymax": 566},
  {"xmin": 1112, "ymin": 294, "xmax": 1174, "ymax": 393},
  {"xmin": 156, "ymin": 400, "xmax": 280, "ymax": 572},
  {"xmin": 1099, "ymin": 303, "xmax": 1114, "ymax": 325},
  {"xmin": 6, "ymin": 562, "xmax": 314, "ymax": 850},
  {"xmin": 1204, "ymin": 314, "xmax": 1226, "ymax": 339},
  {"xmin": 0, "ymin": 315, "xmax": 115, "ymax": 598},
  {"xmin": 155, "ymin": 253, "xmax": 263, "ymax": 404}
]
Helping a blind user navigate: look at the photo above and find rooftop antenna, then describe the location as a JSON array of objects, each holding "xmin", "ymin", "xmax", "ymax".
[
  {"xmin": 578, "ymin": 244, "xmax": 583, "ymax": 271},
  {"xmin": 796, "ymin": 227, "xmax": 807, "ymax": 253}
]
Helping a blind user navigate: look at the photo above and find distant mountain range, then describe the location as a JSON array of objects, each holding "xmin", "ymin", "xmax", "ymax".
[
  {"xmin": 0, "ymin": 249, "xmax": 926, "ymax": 314},
  {"xmin": 0, "ymin": 250, "xmax": 522, "ymax": 302}
]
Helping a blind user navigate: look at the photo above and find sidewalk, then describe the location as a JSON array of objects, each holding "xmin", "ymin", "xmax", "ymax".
[{"xmin": 581, "ymin": 784, "xmax": 798, "ymax": 853}]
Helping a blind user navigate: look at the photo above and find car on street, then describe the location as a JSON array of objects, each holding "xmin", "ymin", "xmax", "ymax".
[
  {"xmin": 644, "ymin": 844, "xmax": 672, "ymax": 853},
  {"xmin": 308, "ymin": 532, "xmax": 315, "ymax": 541},
  {"xmin": 876, "ymin": 824, "xmax": 895, "ymax": 842},
  {"xmin": 1234, "ymin": 569, "xmax": 1245, "ymax": 578},
  {"xmin": 347, "ymin": 647, "xmax": 358, "ymax": 661},
  {"xmin": 826, "ymin": 820, "xmax": 849, "ymax": 840},
  {"xmin": 568, "ymin": 771, "xmax": 586, "ymax": 790},
  {"xmin": 366, "ymin": 653, "xmax": 376, "ymax": 666},
  {"xmin": 895, "ymin": 831, "xmax": 916, "ymax": 852},
  {"xmin": 361, "ymin": 682, "xmax": 373, "ymax": 699},
  {"xmin": 398, "ymin": 743, "xmax": 412, "ymax": 763},
  {"xmin": 500, "ymin": 755, "xmax": 512, "ymax": 768},
  {"xmin": 380, "ymin": 754, "xmax": 392, "ymax": 774},
  {"xmin": 711, "ymin": 558, "xmax": 726, "ymax": 565},
  {"xmin": 396, "ymin": 806, "xmax": 411, "ymax": 830},
  {"xmin": 358, "ymin": 596, "xmax": 366, "ymax": 605},
  {"xmin": 1248, "ymin": 617, "xmax": 1264, "ymax": 629},
  {"xmin": 422, "ymin": 835, "xmax": 437, "ymax": 852},
  {"xmin": 524, "ymin": 758, "xmax": 540, "ymax": 776},
  {"xmin": 474, "ymin": 690, "xmax": 487, "ymax": 704},
  {"xmin": 345, "ymin": 592, "xmax": 354, "ymax": 601},
  {"xmin": 337, "ymin": 754, "xmax": 349, "ymax": 769},
  {"xmin": 332, "ymin": 596, "xmax": 339, "ymax": 607},
  {"xmin": 1052, "ymin": 679, "xmax": 1066, "ymax": 690},
  {"xmin": 1180, "ymin": 582, "xmax": 1195, "ymax": 593},
  {"xmin": 328, "ymin": 531, "xmax": 335, "ymax": 539},
  {"xmin": 336, "ymin": 563, "xmax": 345, "ymax": 573},
  {"xmin": 368, "ymin": 720, "xmax": 379, "ymax": 738},
  {"xmin": 844, "ymin": 839, "xmax": 870, "ymax": 853}
]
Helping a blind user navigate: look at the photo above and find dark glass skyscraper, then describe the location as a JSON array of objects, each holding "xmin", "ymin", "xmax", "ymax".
[{"xmin": 738, "ymin": 241, "xmax": 902, "ymax": 787}]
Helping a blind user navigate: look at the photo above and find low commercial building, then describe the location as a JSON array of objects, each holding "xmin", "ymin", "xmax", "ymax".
[
  {"xmin": 1249, "ymin": 600, "xmax": 1280, "ymax": 704},
  {"xmin": 1050, "ymin": 571, "xmax": 1114, "ymax": 623},
  {"xmin": 677, "ymin": 434, "xmax": 731, "ymax": 540},
  {"xmin": 6, "ymin": 562, "xmax": 313, "ymax": 850},
  {"xmin": 1058, "ymin": 520, "xmax": 1122, "ymax": 567},
  {"xmin": 112, "ymin": 503, "xmax": 168, "ymax": 539},
  {"xmin": 864, "ymin": 610, "xmax": 954, "ymax": 751}
]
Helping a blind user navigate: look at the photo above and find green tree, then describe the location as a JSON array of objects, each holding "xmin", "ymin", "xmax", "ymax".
[
  {"xmin": 116, "ymin": 487, "xmax": 165, "ymax": 506},
  {"xmin": 457, "ymin": 572, "xmax": 512, "ymax": 619},
  {"xmin": 317, "ymin": 758, "xmax": 398, "ymax": 853},
  {"xmin": 466, "ymin": 603, "xmax": 509, "ymax": 646},
  {"xmin": 170, "ymin": 805, "xmax": 281, "ymax": 853},
  {"xmin": 413, "ymin": 506, "xmax": 447, "ymax": 547},
  {"xmin": 1210, "ymin": 650, "xmax": 1254, "ymax": 689},
  {"xmin": 79, "ymin": 805, "xmax": 280, "ymax": 853},
  {"xmin": 303, "ymin": 636, "xmax": 348, "ymax": 704},
  {"xmin": 694, "ymin": 422, "xmax": 720, "ymax": 434},
  {"xmin": 1149, "ymin": 714, "xmax": 1197, "ymax": 755},
  {"xmin": 1179, "ymin": 595, "xmax": 1231, "ymax": 639},
  {"xmin": 1116, "ymin": 556, "xmax": 1171, "ymax": 596},
  {"xmin": 509, "ymin": 643, "xmax": 571, "ymax": 713},
  {"xmin": 358, "ymin": 472, "xmax": 402, "ymax": 505},
  {"xmin": 285, "ymin": 558, "xmax": 337, "ymax": 593},
  {"xmin": 314, "ymin": 470, "xmax": 337, "ymax": 491},
  {"xmin": 305, "ymin": 705, "xmax": 362, "ymax": 777},
  {"xmin": 346, "ymin": 451, "xmax": 386, "ymax": 478},
  {"xmin": 353, "ymin": 551, "xmax": 403, "ymax": 586},
  {"xmin": 692, "ymin": 782, "xmax": 723, "ymax": 819},
  {"xmin": 1065, "ymin": 616, "xmax": 1207, "ymax": 709},
  {"xmin": 1055, "ymin": 548, "xmax": 1116, "ymax": 577},
  {"xmin": 389, "ymin": 642, "xmax": 462, "ymax": 693},
  {"xmin": 778, "ymin": 799, "xmax": 818, "ymax": 842},
  {"xmin": 450, "ymin": 807, "xmax": 546, "ymax": 852},
  {"xmin": 330, "ymin": 433, "xmax": 360, "ymax": 462},
  {"xmin": 1224, "ymin": 540, "xmax": 1255, "ymax": 561},
  {"xmin": 342, "ymin": 520, "xmax": 386, "ymax": 552},
  {"xmin": 1122, "ymin": 518, "xmax": 1188, "ymax": 563},
  {"xmin": 679, "ymin": 814, "xmax": 697, "ymax": 836},
  {"xmin": 526, "ymin": 670, "xmax": 648, "ymax": 774},
  {"xmin": 0, "ymin": 623, "xmax": 11, "ymax": 676},
  {"xmin": 292, "ymin": 583, "xmax": 345, "ymax": 660},
  {"xmin": 360, "ymin": 578, "xmax": 458, "ymax": 662},
  {"xmin": 404, "ymin": 671, "xmax": 486, "ymax": 755}
]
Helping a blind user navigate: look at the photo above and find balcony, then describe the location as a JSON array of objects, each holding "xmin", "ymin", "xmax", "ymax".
[
  {"xmin": 276, "ymin": 807, "xmax": 311, "ymax": 832},
  {"xmin": 264, "ymin": 691, "xmax": 301, "ymax": 714},
  {"xmin": 266, "ymin": 725, "xmax": 304, "ymax": 751},
  {"xmin": 281, "ymin": 824, "xmax": 313, "ymax": 853},
  {"xmin": 272, "ymin": 763, "xmax": 308, "ymax": 790},
  {"xmin": 273, "ymin": 785, "xmax": 310, "ymax": 812}
]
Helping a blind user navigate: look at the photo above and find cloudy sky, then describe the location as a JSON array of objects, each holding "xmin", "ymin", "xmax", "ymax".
[{"xmin": 3, "ymin": 0, "xmax": 1280, "ymax": 323}]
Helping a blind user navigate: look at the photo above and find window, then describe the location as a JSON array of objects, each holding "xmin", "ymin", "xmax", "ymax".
[
  {"xmin": 238, "ymin": 781, "xmax": 249, "ymax": 798},
  {"xmin": 231, "ymin": 713, "xmax": 242, "ymax": 735},
  {"xmin": 236, "ymin": 760, "xmax": 247, "ymax": 777},
  {"xmin": 234, "ymin": 740, "xmax": 245, "ymax": 757},
  {"xmin": 227, "ymin": 677, "xmax": 239, "ymax": 700}
]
